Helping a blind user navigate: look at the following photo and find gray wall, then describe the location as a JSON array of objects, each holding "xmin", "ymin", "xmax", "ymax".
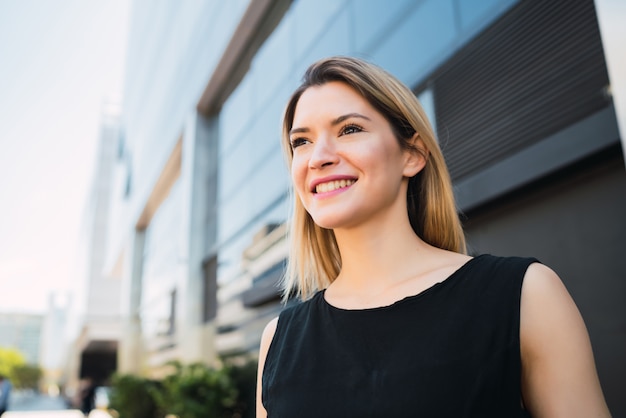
[{"xmin": 464, "ymin": 147, "xmax": 626, "ymax": 416}]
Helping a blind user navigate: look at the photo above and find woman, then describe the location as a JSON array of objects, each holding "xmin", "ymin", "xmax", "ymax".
[{"xmin": 256, "ymin": 56, "xmax": 610, "ymax": 417}]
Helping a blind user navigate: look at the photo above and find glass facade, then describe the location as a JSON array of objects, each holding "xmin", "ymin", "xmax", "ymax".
[
  {"xmin": 123, "ymin": 0, "xmax": 249, "ymax": 220},
  {"xmin": 141, "ymin": 180, "xmax": 182, "ymax": 347}
]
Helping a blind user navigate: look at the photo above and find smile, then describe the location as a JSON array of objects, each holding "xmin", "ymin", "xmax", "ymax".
[{"xmin": 315, "ymin": 179, "xmax": 356, "ymax": 193}]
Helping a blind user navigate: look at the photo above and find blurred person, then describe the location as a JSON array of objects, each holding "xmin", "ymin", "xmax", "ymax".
[
  {"xmin": 256, "ymin": 56, "xmax": 611, "ymax": 417},
  {"xmin": 0, "ymin": 374, "xmax": 11, "ymax": 416},
  {"xmin": 79, "ymin": 377, "xmax": 96, "ymax": 416}
]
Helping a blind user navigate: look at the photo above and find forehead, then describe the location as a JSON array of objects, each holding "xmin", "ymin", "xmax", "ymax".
[{"xmin": 293, "ymin": 81, "xmax": 373, "ymax": 122}]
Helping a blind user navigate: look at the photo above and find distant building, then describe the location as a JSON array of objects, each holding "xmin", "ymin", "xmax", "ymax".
[
  {"xmin": 105, "ymin": 0, "xmax": 625, "ymax": 415},
  {"xmin": 0, "ymin": 313, "xmax": 43, "ymax": 364},
  {"xmin": 39, "ymin": 294, "xmax": 69, "ymax": 392},
  {"xmin": 64, "ymin": 100, "xmax": 123, "ymax": 398}
]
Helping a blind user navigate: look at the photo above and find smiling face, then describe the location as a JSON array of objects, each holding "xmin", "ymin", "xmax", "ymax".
[{"xmin": 289, "ymin": 81, "xmax": 424, "ymax": 231}]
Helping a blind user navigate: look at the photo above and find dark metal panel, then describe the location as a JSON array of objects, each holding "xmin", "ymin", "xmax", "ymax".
[
  {"xmin": 455, "ymin": 105, "xmax": 620, "ymax": 211},
  {"xmin": 432, "ymin": 0, "xmax": 612, "ymax": 181}
]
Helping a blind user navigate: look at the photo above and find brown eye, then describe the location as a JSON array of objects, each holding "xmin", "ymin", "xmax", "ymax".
[
  {"xmin": 290, "ymin": 137, "xmax": 310, "ymax": 149},
  {"xmin": 340, "ymin": 124, "xmax": 363, "ymax": 136}
]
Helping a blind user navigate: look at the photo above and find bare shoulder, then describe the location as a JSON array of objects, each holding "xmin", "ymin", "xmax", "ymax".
[
  {"xmin": 519, "ymin": 262, "xmax": 592, "ymax": 350},
  {"xmin": 520, "ymin": 263, "xmax": 611, "ymax": 417},
  {"xmin": 520, "ymin": 261, "xmax": 588, "ymax": 358},
  {"xmin": 522, "ymin": 262, "xmax": 567, "ymax": 295},
  {"xmin": 257, "ymin": 317, "xmax": 279, "ymax": 418},
  {"xmin": 260, "ymin": 317, "xmax": 279, "ymax": 350}
]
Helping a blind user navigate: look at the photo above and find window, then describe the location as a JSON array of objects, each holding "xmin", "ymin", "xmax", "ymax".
[
  {"xmin": 203, "ymin": 255, "xmax": 218, "ymax": 322},
  {"xmin": 417, "ymin": 88, "xmax": 437, "ymax": 138}
]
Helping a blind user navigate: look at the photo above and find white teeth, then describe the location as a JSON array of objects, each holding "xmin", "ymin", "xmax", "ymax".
[{"xmin": 315, "ymin": 179, "xmax": 355, "ymax": 193}]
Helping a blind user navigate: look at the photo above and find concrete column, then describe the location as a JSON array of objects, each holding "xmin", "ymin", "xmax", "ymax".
[
  {"xmin": 118, "ymin": 230, "xmax": 145, "ymax": 374},
  {"xmin": 178, "ymin": 112, "xmax": 219, "ymax": 365}
]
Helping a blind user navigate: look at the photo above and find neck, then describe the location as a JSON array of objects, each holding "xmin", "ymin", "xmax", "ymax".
[{"xmin": 333, "ymin": 213, "xmax": 430, "ymax": 292}]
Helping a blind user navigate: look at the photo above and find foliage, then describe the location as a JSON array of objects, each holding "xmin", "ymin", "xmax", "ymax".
[
  {"xmin": 0, "ymin": 346, "xmax": 26, "ymax": 381},
  {"xmin": 108, "ymin": 359, "xmax": 257, "ymax": 418},
  {"xmin": 224, "ymin": 359, "xmax": 258, "ymax": 418},
  {"xmin": 153, "ymin": 361, "xmax": 238, "ymax": 418},
  {"xmin": 108, "ymin": 373, "xmax": 162, "ymax": 418},
  {"xmin": 11, "ymin": 364, "xmax": 42, "ymax": 389}
]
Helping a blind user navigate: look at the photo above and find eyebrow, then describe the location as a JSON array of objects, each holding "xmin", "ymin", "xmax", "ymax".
[{"xmin": 289, "ymin": 112, "xmax": 371, "ymax": 136}]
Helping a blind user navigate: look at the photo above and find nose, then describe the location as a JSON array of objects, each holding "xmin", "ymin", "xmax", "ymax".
[{"xmin": 308, "ymin": 136, "xmax": 339, "ymax": 169}]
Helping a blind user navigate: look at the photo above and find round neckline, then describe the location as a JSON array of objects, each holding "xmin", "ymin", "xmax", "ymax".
[{"xmin": 320, "ymin": 255, "xmax": 484, "ymax": 313}]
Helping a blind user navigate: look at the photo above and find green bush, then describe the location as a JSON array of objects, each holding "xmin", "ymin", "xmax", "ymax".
[
  {"xmin": 225, "ymin": 359, "xmax": 258, "ymax": 418},
  {"xmin": 109, "ymin": 373, "xmax": 162, "ymax": 418},
  {"xmin": 0, "ymin": 346, "xmax": 26, "ymax": 382},
  {"xmin": 154, "ymin": 361, "xmax": 237, "ymax": 418},
  {"xmin": 109, "ymin": 359, "xmax": 255, "ymax": 418},
  {"xmin": 12, "ymin": 364, "xmax": 42, "ymax": 389}
]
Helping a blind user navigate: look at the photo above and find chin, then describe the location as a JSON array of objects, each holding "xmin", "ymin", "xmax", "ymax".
[
  {"xmin": 310, "ymin": 213, "xmax": 357, "ymax": 230},
  {"xmin": 310, "ymin": 217, "xmax": 338, "ymax": 230}
]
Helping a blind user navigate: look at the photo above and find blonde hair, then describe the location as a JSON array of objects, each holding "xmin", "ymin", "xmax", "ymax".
[{"xmin": 281, "ymin": 56, "xmax": 466, "ymax": 300}]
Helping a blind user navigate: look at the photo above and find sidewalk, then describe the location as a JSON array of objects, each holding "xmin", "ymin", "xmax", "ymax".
[
  {"xmin": 8, "ymin": 392, "xmax": 68, "ymax": 411},
  {"xmin": 3, "ymin": 410, "xmax": 113, "ymax": 418},
  {"xmin": 2, "ymin": 391, "xmax": 114, "ymax": 418}
]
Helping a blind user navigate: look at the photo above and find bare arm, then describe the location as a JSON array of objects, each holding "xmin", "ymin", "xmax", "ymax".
[
  {"xmin": 256, "ymin": 317, "xmax": 278, "ymax": 418},
  {"xmin": 520, "ymin": 263, "xmax": 611, "ymax": 417}
]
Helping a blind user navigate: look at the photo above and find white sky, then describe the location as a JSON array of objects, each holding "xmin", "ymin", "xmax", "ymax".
[{"xmin": 0, "ymin": 0, "xmax": 129, "ymax": 313}]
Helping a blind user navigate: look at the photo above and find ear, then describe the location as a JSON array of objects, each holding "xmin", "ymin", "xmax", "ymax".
[{"xmin": 402, "ymin": 133, "xmax": 428, "ymax": 177}]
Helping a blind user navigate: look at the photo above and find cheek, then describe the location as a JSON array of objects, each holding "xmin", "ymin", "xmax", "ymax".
[{"xmin": 290, "ymin": 156, "xmax": 308, "ymax": 196}]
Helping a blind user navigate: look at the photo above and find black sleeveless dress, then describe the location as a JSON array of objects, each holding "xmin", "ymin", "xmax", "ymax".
[{"xmin": 262, "ymin": 254, "xmax": 538, "ymax": 417}]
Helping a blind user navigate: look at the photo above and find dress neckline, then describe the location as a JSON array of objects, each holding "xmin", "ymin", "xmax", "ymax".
[{"xmin": 320, "ymin": 254, "xmax": 485, "ymax": 313}]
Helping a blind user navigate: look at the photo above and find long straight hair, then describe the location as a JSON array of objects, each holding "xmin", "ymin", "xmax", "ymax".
[{"xmin": 281, "ymin": 56, "xmax": 466, "ymax": 301}]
